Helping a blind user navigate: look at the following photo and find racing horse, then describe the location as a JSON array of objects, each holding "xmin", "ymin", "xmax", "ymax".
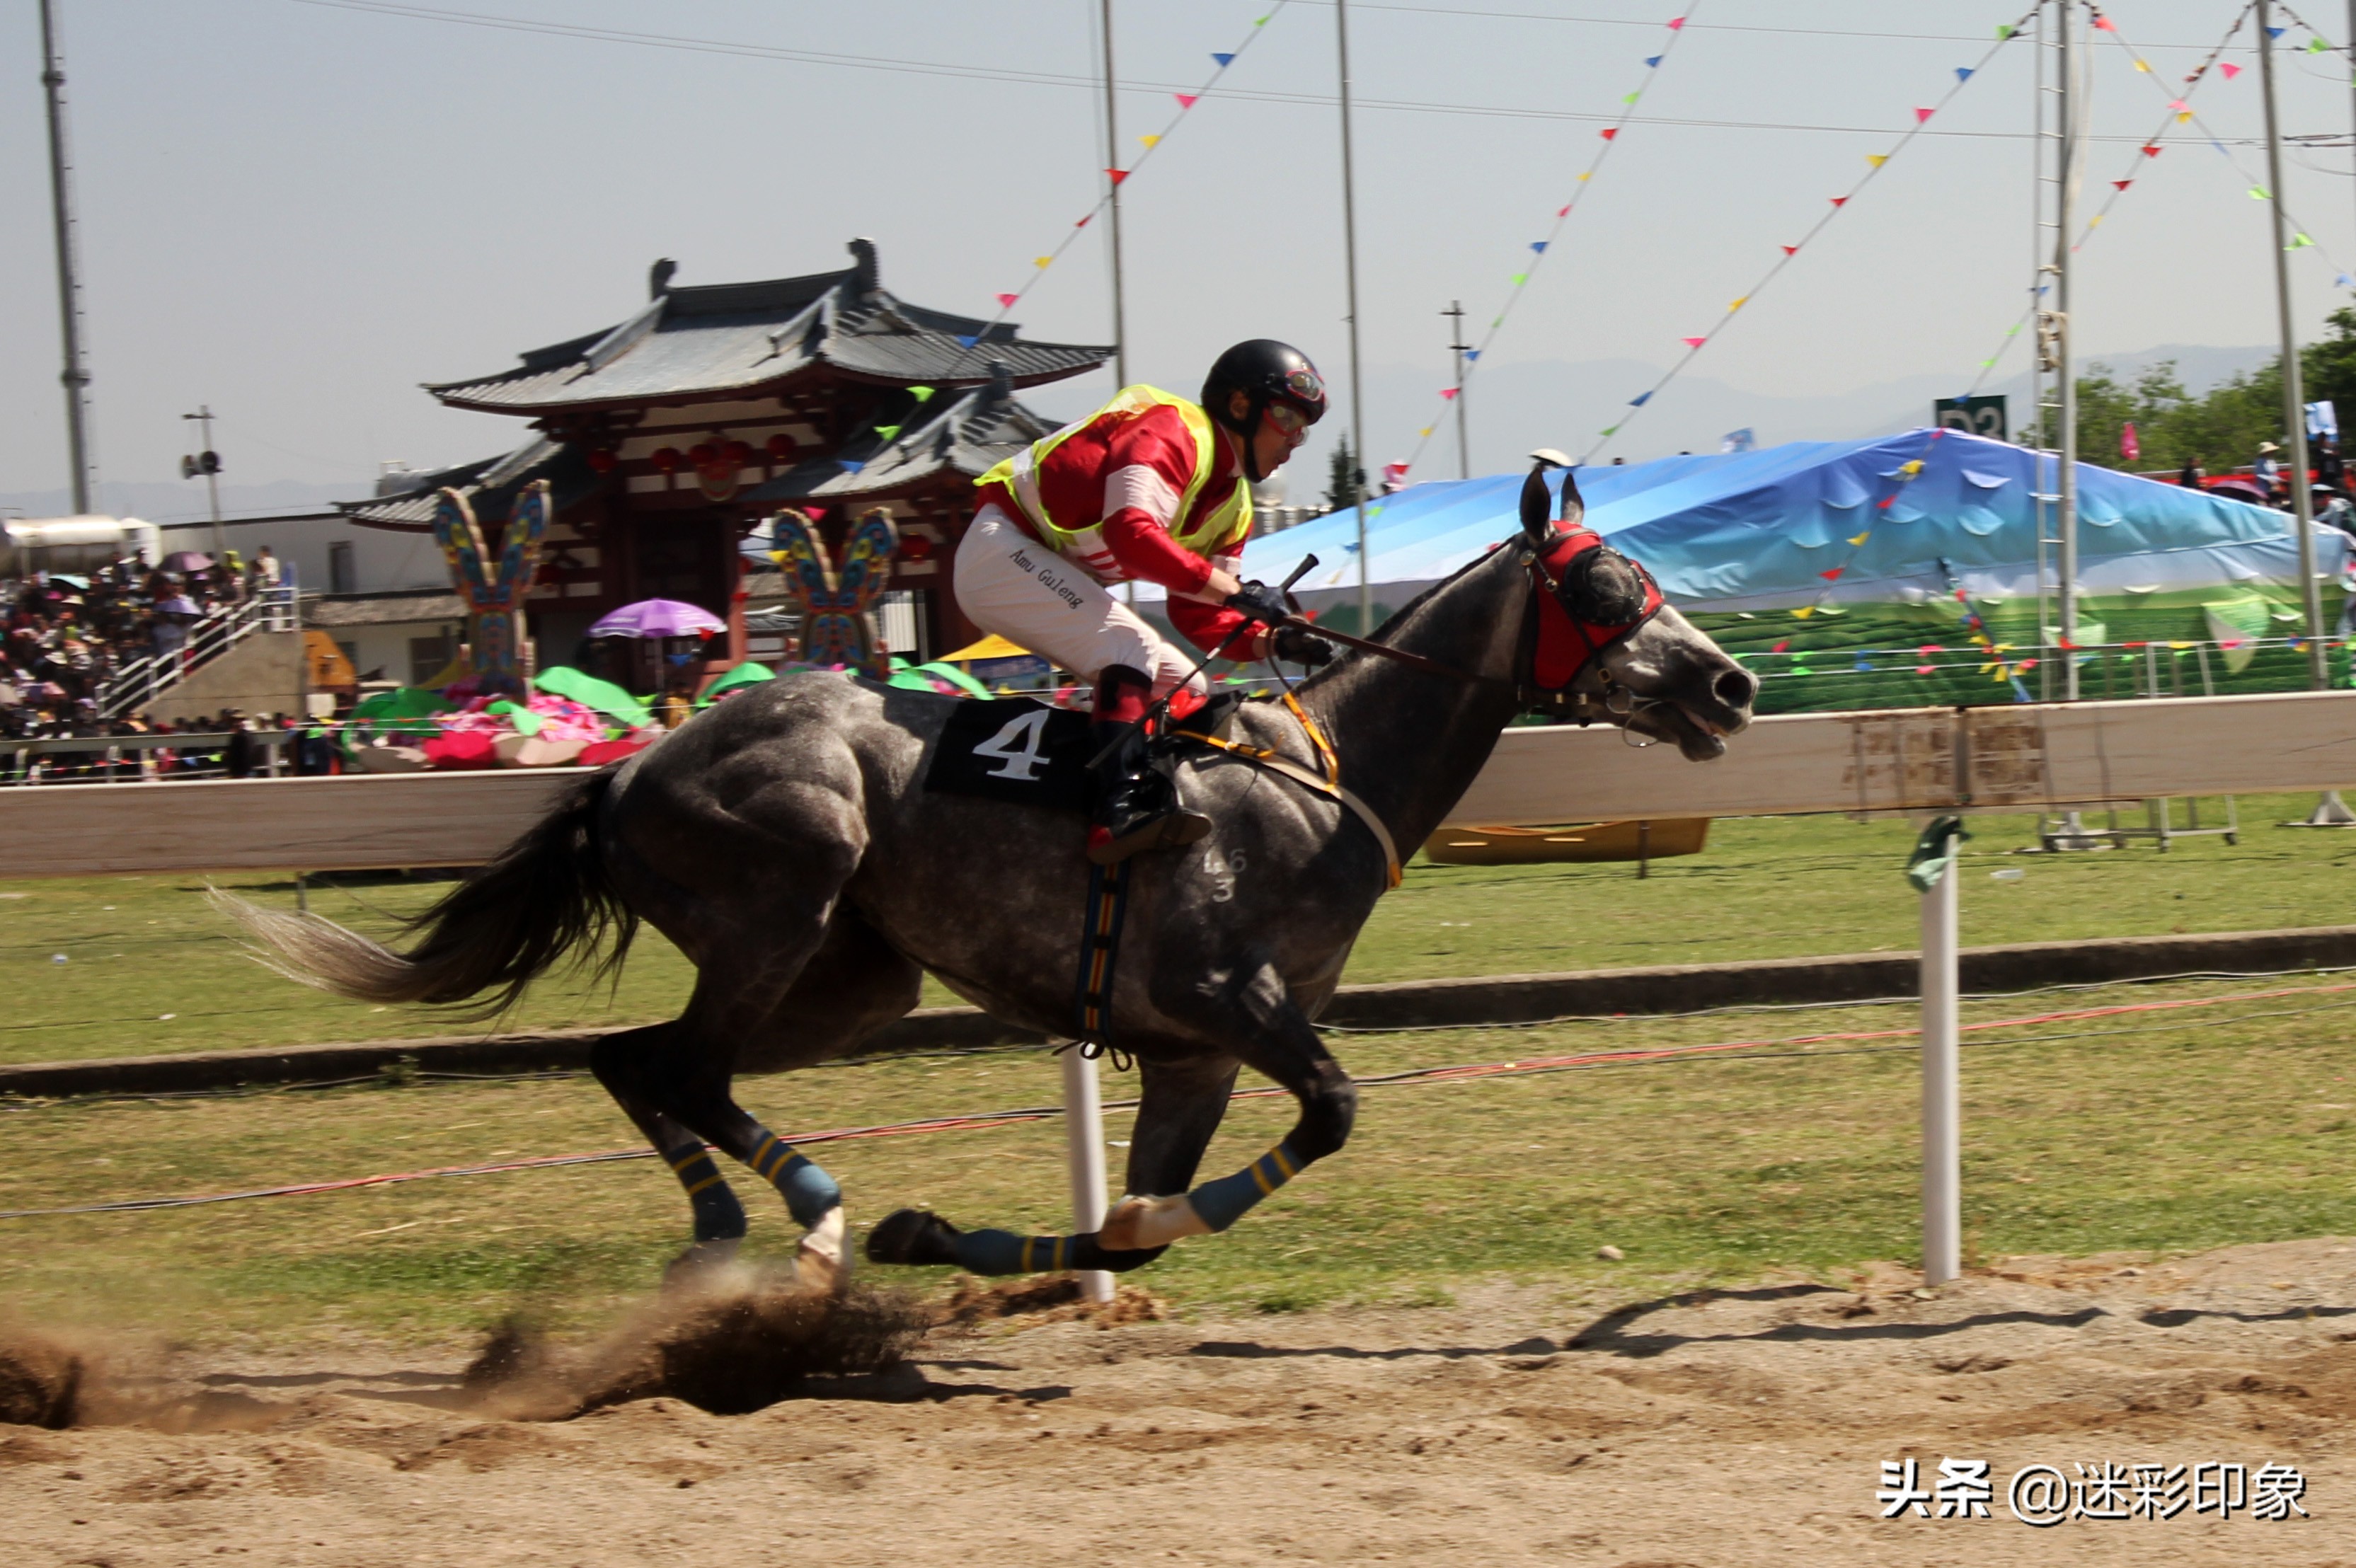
[{"xmin": 225, "ymin": 468, "xmax": 1756, "ymax": 1286}]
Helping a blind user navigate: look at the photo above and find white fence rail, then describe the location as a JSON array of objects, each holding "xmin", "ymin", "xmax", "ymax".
[{"xmin": 93, "ymin": 586, "xmax": 299, "ymax": 720}]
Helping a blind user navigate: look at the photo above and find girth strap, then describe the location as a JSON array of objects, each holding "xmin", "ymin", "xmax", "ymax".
[{"xmin": 1176, "ymin": 693, "xmax": 1403, "ymax": 891}]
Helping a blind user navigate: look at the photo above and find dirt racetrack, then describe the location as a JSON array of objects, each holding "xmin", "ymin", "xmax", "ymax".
[{"xmin": 6, "ymin": 1238, "xmax": 2355, "ymax": 1567}]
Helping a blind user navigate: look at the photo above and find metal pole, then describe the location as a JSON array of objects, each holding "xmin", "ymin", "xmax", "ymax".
[
  {"xmin": 1059, "ymin": 1047, "xmax": 1114, "ymax": 1304},
  {"xmin": 1444, "ymin": 300, "xmax": 1470, "ymax": 480},
  {"xmin": 1098, "ymin": 0, "xmax": 1127, "ymax": 391},
  {"xmin": 2055, "ymin": 0, "xmax": 2081, "ymax": 698},
  {"xmin": 1919, "ymin": 824, "xmax": 1962, "ymax": 1287},
  {"xmin": 1337, "ymin": 0, "xmax": 1372, "ymax": 635},
  {"xmin": 185, "ymin": 405, "xmax": 226, "ymax": 562},
  {"xmin": 40, "ymin": 0, "xmax": 94, "ymax": 515},
  {"xmin": 2259, "ymin": 0, "xmax": 2331, "ymax": 689}
]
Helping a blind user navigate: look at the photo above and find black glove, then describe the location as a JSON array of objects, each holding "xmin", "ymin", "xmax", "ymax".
[
  {"xmin": 1224, "ymin": 579, "xmax": 1295, "ymax": 628},
  {"xmin": 1271, "ymin": 625, "xmax": 1335, "ymax": 667}
]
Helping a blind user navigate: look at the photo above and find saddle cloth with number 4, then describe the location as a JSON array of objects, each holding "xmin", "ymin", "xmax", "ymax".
[{"xmin": 922, "ymin": 698, "xmax": 1095, "ymax": 814}]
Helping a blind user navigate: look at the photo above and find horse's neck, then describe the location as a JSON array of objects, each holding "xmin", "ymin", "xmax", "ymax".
[{"xmin": 1294, "ymin": 548, "xmax": 1529, "ymax": 853}]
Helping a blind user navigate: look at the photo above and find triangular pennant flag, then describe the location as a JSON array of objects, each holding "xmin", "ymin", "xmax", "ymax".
[
  {"xmin": 1464, "ymin": 350, "xmax": 1481, "ymax": 360},
  {"xmin": 1621, "ymin": 91, "xmax": 1640, "ymax": 105},
  {"xmin": 1781, "ymin": 243, "xmax": 1799, "ymax": 255},
  {"xmin": 1772, "ymin": 640, "xmax": 1791, "ymax": 652},
  {"xmin": 2289, "ymin": 232, "xmax": 2316, "ymax": 250},
  {"xmin": 956, "ymin": 334, "xmax": 979, "ymax": 349},
  {"xmin": 1599, "ymin": 127, "xmax": 1619, "ymax": 140},
  {"xmin": 2143, "ymin": 144, "xmax": 2162, "ymax": 156},
  {"xmin": 1666, "ymin": 15, "xmax": 1685, "ymax": 28},
  {"xmin": 1829, "ymin": 195, "xmax": 1848, "ymax": 207},
  {"xmin": 2177, "ymin": 111, "xmax": 2193, "ymax": 122},
  {"xmin": 2133, "ymin": 59, "xmax": 2151, "ymax": 71},
  {"xmin": 1900, "ymin": 459, "xmax": 1924, "ymax": 475},
  {"xmin": 1849, "ymin": 531, "xmax": 1871, "ymax": 546},
  {"xmin": 2168, "ymin": 98, "xmax": 2187, "ymax": 110},
  {"xmin": 2221, "ymin": 62, "xmax": 2241, "ymax": 78},
  {"xmin": 1035, "ymin": 255, "xmax": 1053, "ymax": 267},
  {"xmin": 1510, "ymin": 272, "xmax": 1528, "ymax": 284},
  {"xmin": 1105, "ymin": 168, "xmax": 1129, "ymax": 185},
  {"xmin": 1599, "ymin": 424, "xmax": 1621, "ymax": 437},
  {"xmin": 996, "ymin": 292, "xmax": 1019, "ymax": 307},
  {"xmin": 1175, "ymin": 93, "xmax": 1199, "ymax": 108},
  {"xmin": 1682, "ymin": 336, "xmax": 1706, "ymax": 348},
  {"xmin": 840, "ymin": 459, "xmax": 866, "ymax": 474},
  {"xmin": 1556, "ymin": 204, "xmax": 1572, "ymax": 217},
  {"xmin": 1914, "ymin": 107, "xmax": 1933, "ymax": 122},
  {"xmin": 2310, "ymin": 36, "xmax": 2330, "ymax": 53},
  {"xmin": 2338, "ymin": 273, "xmax": 2355, "ymax": 288},
  {"xmin": 1418, "ymin": 427, "xmax": 1434, "ymax": 438},
  {"xmin": 1996, "ymin": 23, "xmax": 2014, "ymax": 38},
  {"xmin": 1955, "ymin": 67, "xmax": 1973, "ymax": 81},
  {"xmin": 1645, "ymin": 53, "xmax": 1662, "ymax": 66},
  {"xmin": 1530, "ymin": 241, "xmax": 1548, "ymax": 253},
  {"xmin": 1254, "ymin": 12, "xmax": 1271, "ymax": 24},
  {"xmin": 1820, "ymin": 568, "xmax": 1844, "ymax": 582},
  {"xmin": 2251, "ymin": 186, "xmax": 2271, "ymax": 200},
  {"xmin": 873, "ymin": 425, "xmax": 901, "ymax": 441},
  {"xmin": 1576, "ymin": 172, "xmax": 1592, "ymax": 182},
  {"xmin": 1212, "ymin": 52, "xmax": 1234, "ymax": 66},
  {"xmin": 2113, "ymin": 178, "xmax": 2132, "ymax": 190},
  {"xmin": 2265, "ymin": 25, "xmax": 2284, "ymax": 38},
  {"xmin": 1628, "ymin": 392, "xmax": 1651, "ymax": 407},
  {"xmin": 909, "ymin": 386, "xmax": 936, "ymax": 403},
  {"xmin": 1727, "ymin": 296, "xmax": 1747, "ymax": 311},
  {"xmin": 1792, "ymin": 606, "xmax": 1817, "ymax": 618},
  {"xmin": 1439, "ymin": 388, "xmax": 1459, "ymax": 400},
  {"xmin": 1138, "ymin": 134, "xmax": 1160, "ymax": 148},
  {"xmin": 1866, "ymin": 154, "xmax": 1888, "ymax": 168},
  {"xmin": 2095, "ymin": 15, "xmax": 2117, "ymax": 30}
]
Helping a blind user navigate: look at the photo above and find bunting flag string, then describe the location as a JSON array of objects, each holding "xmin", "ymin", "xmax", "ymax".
[
  {"xmin": 1379, "ymin": 6, "xmax": 1705, "ymax": 494},
  {"xmin": 860, "ymin": 2, "xmax": 1291, "ymax": 466},
  {"xmin": 1582, "ymin": 5, "xmax": 2037, "ymax": 465},
  {"xmin": 2098, "ymin": 6, "xmax": 2356, "ymax": 287},
  {"xmin": 1962, "ymin": 3, "xmax": 2256, "ymax": 398}
]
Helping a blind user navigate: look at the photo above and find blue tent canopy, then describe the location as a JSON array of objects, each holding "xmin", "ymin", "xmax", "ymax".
[{"xmin": 1167, "ymin": 429, "xmax": 2341, "ymax": 617}]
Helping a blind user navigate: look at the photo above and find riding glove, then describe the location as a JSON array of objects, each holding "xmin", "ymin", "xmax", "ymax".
[
  {"xmin": 1270, "ymin": 626, "xmax": 1335, "ymax": 667},
  {"xmin": 1224, "ymin": 580, "xmax": 1295, "ymax": 628}
]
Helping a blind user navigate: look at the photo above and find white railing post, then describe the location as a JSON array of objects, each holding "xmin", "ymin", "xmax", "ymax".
[
  {"xmin": 1909, "ymin": 816, "xmax": 1965, "ymax": 1288},
  {"xmin": 1059, "ymin": 1048, "xmax": 1115, "ymax": 1305}
]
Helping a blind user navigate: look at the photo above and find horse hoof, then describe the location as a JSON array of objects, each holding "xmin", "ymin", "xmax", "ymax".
[
  {"xmin": 662, "ymin": 1238, "xmax": 742, "ymax": 1289},
  {"xmin": 866, "ymin": 1207, "xmax": 962, "ymax": 1267}
]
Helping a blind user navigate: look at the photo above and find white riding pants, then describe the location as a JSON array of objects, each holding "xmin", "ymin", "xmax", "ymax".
[{"xmin": 953, "ymin": 505, "xmax": 1207, "ymax": 700}]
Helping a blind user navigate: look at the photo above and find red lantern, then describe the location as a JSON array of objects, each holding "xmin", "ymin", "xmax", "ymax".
[
  {"xmin": 722, "ymin": 439, "xmax": 752, "ymax": 466},
  {"xmin": 765, "ymin": 432, "xmax": 798, "ymax": 461},
  {"xmin": 687, "ymin": 442, "xmax": 717, "ymax": 466},
  {"xmin": 900, "ymin": 535, "xmax": 934, "ymax": 563},
  {"xmin": 585, "ymin": 447, "xmax": 618, "ymax": 474},
  {"xmin": 650, "ymin": 446, "xmax": 683, "ymax": 474}
]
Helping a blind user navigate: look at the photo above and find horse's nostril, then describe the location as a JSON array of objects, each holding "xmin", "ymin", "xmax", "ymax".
[{"xmin": 1716, "ymin": 667, "xmax": 1757, "ymax": 710}]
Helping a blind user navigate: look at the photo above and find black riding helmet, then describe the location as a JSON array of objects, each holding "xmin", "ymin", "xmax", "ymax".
[{"xmin": 1202, "ymin": 340, "xmax": 1328, "ymax": 483}]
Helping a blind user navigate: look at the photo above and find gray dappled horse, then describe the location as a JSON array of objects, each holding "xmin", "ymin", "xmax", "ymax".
[{"xmin": 227, "ymin": 470, "xmax": 1754, "ymax": 1287}]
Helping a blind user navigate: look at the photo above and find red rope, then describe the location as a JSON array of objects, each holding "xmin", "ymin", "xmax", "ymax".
[{"xmin": 7, "ymin": 980, "xmax": 2346, "ymax": 1221}]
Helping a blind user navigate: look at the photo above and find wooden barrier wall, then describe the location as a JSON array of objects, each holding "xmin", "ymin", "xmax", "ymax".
[{"xmin": 4, "ymin": 690, "xmax": 2354, "ymax": 879}]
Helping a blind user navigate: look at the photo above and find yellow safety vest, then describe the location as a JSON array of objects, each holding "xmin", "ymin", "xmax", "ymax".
[{"xmin": 977, "ymin": 385, "xmax": 1251, "ymax": 560}]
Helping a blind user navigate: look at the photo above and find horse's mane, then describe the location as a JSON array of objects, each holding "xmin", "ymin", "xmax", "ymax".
[{"xmin": 1292, "ymin": 534, "xmax": 1517, "ymax": 695}]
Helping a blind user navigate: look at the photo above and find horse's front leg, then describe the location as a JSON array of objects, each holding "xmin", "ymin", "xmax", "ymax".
[{"xmin": 1098, "ymin": 957, "xmax": 1351, "ymax": 1251}]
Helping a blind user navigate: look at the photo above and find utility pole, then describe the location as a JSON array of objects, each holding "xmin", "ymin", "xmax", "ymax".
[
  {"xmin": 182, "ymin": 406, "xmax": 226, "ymax": 563},
  {"xmin": 1442, "ymin": 300, "xmax": 1471, "ymax": 480},
  {"xmin": 40, "ymin": 0, "xmax": 94, "ymax": 515},
  {"xmin": 2259, "ymin": 0, "xmax": 2329, "ymax": 690},
  {"xmin": 1098, "ymin": 0, "xmax": 1127, "ymax": 391},
  {"xmin": 1337, "ymin": 0, "xmax": 1372, "ymax": 635},
  {"xmin": 2054, "ymin": 0, "xmax": 2082, "ymax": 700}
]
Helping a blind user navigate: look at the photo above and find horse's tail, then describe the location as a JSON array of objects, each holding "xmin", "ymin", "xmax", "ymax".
[{"xmin": 213, "ymin": 768, "xmax": 637, "ymax": 1020}]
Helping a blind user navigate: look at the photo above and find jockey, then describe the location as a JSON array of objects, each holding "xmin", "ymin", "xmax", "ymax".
[{"xmin": 964, "ymin": 339, "xmax": 1338, "ymax": 864}]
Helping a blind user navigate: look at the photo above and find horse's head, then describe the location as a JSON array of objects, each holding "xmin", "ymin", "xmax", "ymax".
[{"xmin": 1517, "ymin": 467, "xmax": 1754, "ymax": 761}]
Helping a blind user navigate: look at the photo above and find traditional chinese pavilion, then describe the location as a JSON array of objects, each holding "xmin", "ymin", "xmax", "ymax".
[{"xmin": 338, "ymin": 238, "xmax": 1110, "ymax": 671}]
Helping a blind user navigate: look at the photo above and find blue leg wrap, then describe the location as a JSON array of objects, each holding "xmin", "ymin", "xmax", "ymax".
[
  {"xmin": 663, "ymin": 1145, "xmax": 748, "ymax": 1243},
  {"xmin": 1188, "ymin": 1140, "xmax": 1308, "ymax": 1233},
  {"xmin": 953, "ymin": 1229, "xmax": 1086, "ymax": 1276},
  {"xmin": 747, "ymin": 1131, "xmax": 842, "ymax": 1228}
]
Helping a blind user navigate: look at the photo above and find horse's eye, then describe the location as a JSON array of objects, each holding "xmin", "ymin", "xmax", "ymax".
[{"xmin": 1564, "ymin": 549, "xmax": 1647, "ymax": 624}]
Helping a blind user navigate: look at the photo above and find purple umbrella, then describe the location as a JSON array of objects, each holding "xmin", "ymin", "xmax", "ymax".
[
  {"xmin": 159, "ymin": 550, "xmax": 214, "ymax": 572},
  {"xmin": 590, "ymin": 598, "xmax": 726, "ymax": 639}
]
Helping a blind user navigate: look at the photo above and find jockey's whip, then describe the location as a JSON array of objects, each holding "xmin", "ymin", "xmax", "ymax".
[{"xmin": 1086, "ymin": 552, "xmax": 1318, "ymax": 768}]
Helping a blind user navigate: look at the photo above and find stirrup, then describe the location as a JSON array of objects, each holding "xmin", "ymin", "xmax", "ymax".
[{"xmin": 1087, "ymin": 807, "xmax": 1211, "ymax": 865}]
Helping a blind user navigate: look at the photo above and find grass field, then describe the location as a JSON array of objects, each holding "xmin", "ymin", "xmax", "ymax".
[
  {"xmin": 4, "ymin": 792, "xmax": 2352, "ymax": 1068},
  {"xmin": 4, "ymin": 972, "xmax": 2353, "ymax": 1349}
]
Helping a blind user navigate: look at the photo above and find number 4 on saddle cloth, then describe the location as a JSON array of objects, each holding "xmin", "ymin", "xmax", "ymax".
[{"xmin": 923, "ymin": 698, "xmax": 1096, "ymax": 814}]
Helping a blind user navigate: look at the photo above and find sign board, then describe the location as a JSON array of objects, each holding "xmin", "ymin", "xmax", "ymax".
[{"xmin": 1933, "ymin": 395, "xmax": 2008, "ymax": 441}]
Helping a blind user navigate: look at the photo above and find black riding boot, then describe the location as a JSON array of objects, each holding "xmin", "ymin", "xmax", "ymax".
[{"xmin": 1086, "ymin": 719, "xmax": 1210, "ymax": 865}]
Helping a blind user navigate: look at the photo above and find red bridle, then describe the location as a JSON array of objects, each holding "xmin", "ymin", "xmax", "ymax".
[{"xmin": 1524, "ymin": 526, "xmax": 1665, "ymax": 691}]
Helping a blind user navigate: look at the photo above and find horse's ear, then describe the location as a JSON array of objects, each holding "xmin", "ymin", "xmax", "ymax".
[
  {"xmin": 1556, "ymin": 467, "xmax": 1586, "ymax": 531},
  {"xmin": 1519, "ymin": 468, "xmax": 1553, "ymax": 542}
]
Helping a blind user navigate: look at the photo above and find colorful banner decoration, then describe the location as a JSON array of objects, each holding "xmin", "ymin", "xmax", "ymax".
[
  {"xmin": 1581, "ymin": 7, "xmax": 2034, "ymax": 463},
  {"xmin": 771, "ymin": 507, "xmax": 899, "ymax": 674},
  {"xmin": 433, "ymin": 479, "xmax": 551, "ymax": 691},
  {"xmin": 945, "ymin": 4, "xmax": 1291, "ymax": 359},
  {"xmin": 1381, "ymin": 7, "xmax": 1703, "ymax": 491}
]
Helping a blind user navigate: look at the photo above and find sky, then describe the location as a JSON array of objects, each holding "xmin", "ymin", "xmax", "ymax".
[{"xmin": 7, "ymin": 0, "xmax": 2356, "ymax": 521}]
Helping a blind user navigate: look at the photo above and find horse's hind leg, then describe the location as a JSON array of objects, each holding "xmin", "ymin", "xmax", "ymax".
[{"xmin": 592, "ymin": 1024, "xmax": 750, "ymax": 1274}]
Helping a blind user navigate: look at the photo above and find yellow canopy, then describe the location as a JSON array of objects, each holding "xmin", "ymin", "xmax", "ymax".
[{"xmin": 939, "ymin": 633, "xmax": 1035, "ymax": 663}]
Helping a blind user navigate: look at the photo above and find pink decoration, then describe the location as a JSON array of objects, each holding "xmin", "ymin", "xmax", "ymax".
[
  {"xmin": 2220, "ymin": 62, "xmax": 2241, "ymax": 78},
  {"xmin": 1174, "ymin": 93, "xmax": 1199, "ymax": 108},
  {"xmin": 996, "ymin": 292, "xmax": 1018, "ymax": 307},
  {"xmin": 1681, "ymin": 336, "xmax": 1706, "ymax": 349},
  {"xmin": 1666, "ymin": 14, "xmax": 1686, "ymax": 28},
  {"xmin": 1439, "ymin": 388, "xmax": 1459, "ymax": 400},
  {"xmin": 1914, "ymin": 106, "xmax": 1933, "ymax": 122}
]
